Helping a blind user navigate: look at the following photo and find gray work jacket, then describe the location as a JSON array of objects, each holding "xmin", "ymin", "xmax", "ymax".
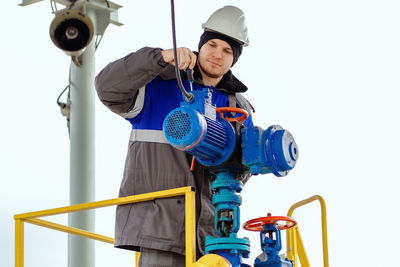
[{"xmin": 95, "ymin": 47, "xmax": 253, "ymax": 256}]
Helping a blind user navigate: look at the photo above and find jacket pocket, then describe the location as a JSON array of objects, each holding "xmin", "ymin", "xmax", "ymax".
[{"xmin": 139, "ymin": 196, "xmax": 185, "ymax": 242}]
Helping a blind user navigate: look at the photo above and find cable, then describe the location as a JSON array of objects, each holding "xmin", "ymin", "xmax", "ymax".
[
  {"xmin": 50, "ymin": 0, "xmax": 54, "ymax": 13},
  {"xmin": 95, "ymin": 34, "xmax": 104, "ymax": 51},
  {"xmin": 50, "ymin": 0, "xmax": 58, "ymax": 13},
  {"xmin": 56, "ymin": 84, "xmax": 70, "ymax": 106},
  {"xmin": 169, "ymin": 0, "xmax": 193, "ymax": 102},
  {"xmin": 56, "ymin": 70, "xmax": 72, "ymax": 136}
]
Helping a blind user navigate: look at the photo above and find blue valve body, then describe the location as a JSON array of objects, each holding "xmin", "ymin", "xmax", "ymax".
[
  {"xmin": 254, "ymin": 224, "xmax": 293, "ymax": 267},
  {"xmin": 205, "ymin": 172, "xmax": 250, "ymax": 267}
]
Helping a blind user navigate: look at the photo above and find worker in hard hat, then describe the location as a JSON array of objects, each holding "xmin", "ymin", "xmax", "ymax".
[{"xmin": 95, "ymin": 6, "xmax": 254, "ymax": 267}]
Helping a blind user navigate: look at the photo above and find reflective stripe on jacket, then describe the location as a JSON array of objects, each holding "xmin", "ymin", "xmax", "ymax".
[{"xmin": 125, "ymin": 76, "xmax": 253, "ymax": 143}]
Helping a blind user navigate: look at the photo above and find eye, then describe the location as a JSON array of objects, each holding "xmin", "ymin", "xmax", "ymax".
[
  {"xmin": 224, "ymin": 48, "xmax": 233, "ymax": 55},
  {"xmin": 208, "ymin": 42, "xmax": 216, "ymax": 47}
]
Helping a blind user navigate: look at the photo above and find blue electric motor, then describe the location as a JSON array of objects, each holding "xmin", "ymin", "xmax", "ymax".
[
  {"xmin": 163, "ymin": 107, "xmax": 236, "ymax": 166},
  {"xmin": 163, "ymin": 89, "xmax": 236, "ymax": 166}
]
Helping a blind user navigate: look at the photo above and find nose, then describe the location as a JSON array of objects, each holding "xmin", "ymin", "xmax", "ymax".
[{"xmin": 212, "ymin": 48, "xmax": 223, "ymax": 59}]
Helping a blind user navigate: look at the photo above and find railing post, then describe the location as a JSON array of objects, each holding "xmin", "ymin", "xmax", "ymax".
[
  {"xmin": 15, "ymin": 219, "xmax": 24, "ymax": 267},
  {"xmin": 135, "ymin": 252, "xmax": 140, "ymax": 267},
  {"xmin": 185, "ymin": 188, "xmax": 196, "ymax": 267},
  {"xmin": 287, "ymin": 195, "xmax": 329, "ymax": 267},
  {"xmin": 287, "ymin": 226, "xmax": 297, "ymax": 267},
  {"xmin": 319, "ymin": 197, "xmax": 329, "ymax": 267}
]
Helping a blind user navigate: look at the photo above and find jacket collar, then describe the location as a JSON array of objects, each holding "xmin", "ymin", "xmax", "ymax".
[{"xmin": 192, "ymin": 63, "xmax": 248, "ymax": 93}]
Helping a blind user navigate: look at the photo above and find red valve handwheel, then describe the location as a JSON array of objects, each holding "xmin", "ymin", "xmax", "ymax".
[
  {"xmin": 243, "ymin": 213, "xmax": 297, "ymax": 232},
  {"xmin": 216, "ymin": 107, "xmax": 249, "ymax": 123}
]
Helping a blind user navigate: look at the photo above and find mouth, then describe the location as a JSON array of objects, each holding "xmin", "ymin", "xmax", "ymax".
[{"xmin": 207, "ymin": 60, "xmax": 221, "ymax": 67}]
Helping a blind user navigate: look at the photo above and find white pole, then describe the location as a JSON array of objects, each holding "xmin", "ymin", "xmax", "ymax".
[
  {"xmin": 68, "ymin": 8, "xmax": 96, "ymax": 267},
  {"xmin": 20, "ymin": 1, "xmax": 121, "ymax": 266}
]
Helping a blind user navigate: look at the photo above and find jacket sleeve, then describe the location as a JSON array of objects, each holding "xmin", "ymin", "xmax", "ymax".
[
  {"xmin": 95, "ymin": 47, "xmax": 168, "ymax": 115},
  {"xmin": 235, "ymin": 93, "xmax": 255, "ymax": 115}
]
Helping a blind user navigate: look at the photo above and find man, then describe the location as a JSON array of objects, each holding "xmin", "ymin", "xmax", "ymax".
[{"xmin": 95, "ymin": 5, "xmax": 254, "ymax": 267}]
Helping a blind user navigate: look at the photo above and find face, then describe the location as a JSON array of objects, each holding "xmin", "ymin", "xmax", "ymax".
[{"xmin": 197, "ymin": 38, "xmax": 234, "ymax": 79}]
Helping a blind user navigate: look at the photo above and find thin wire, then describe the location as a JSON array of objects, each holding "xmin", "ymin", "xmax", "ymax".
[
  {"xmin": 95, "ymin": 34, "xmax": 104, "ymax": 51},
  {"xmin": 50, "ymin": 0, "xmax": 54, "ymax": 13},
  {"xmin": 56, "ymin": 84, "xmax": 70, "ymax": 105},
  {"xmin": 170, "ymin": 0, "xmax": 193, "ymax": 102},
  {"xmin": 56, "ymin": 69, "xmax": 72, "ymax": 135},
  {"xmin": 50, "ymin": 0, "xmax": 58, "ymax": 13}
]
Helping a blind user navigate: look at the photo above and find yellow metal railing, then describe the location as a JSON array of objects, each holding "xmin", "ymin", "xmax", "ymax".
[
  {"xmin": 14, "ymin": 186, "xmax": 196, "ymax": 267},
  {"xmin": 286, "ymin": 195, "xmax": 329, "ymax": 267}
]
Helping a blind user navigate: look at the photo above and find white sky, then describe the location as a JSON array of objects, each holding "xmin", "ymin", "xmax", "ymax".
[{"xmin": 2, "ymin": 0, "xmax": 400, "ymax": 266}]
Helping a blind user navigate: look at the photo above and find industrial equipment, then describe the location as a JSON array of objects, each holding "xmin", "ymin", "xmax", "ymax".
[
  {"xmin": 163, "ymin": 87, "xmax": 299, "ymax": 267},
  {"xmin": 243, "ymin": 213, "xmax": 297, "ymax": 267}
]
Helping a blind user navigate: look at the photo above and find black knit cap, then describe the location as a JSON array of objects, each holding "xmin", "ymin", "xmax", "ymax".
[{"xmin": 198, "ymin": 31, "xmax": 243, "ymax": 66}]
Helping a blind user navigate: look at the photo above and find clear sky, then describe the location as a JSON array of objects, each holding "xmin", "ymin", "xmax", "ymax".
[{"xmin": 2, "ymin": 0, "xmax": 400, "ymax": 266}]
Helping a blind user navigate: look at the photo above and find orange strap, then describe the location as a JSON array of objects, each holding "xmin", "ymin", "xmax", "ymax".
[{"xmin": 190, "ymin": 156, "xmax": 195, "ymax": 171}]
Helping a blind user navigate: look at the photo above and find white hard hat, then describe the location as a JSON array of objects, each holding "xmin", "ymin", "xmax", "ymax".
[{"xmin": 202, "ymin": 6, "xmax": 249, "ymax": 46}]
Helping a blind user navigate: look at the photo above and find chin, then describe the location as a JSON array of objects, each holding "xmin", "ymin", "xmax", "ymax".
[
  {"xmin": 206, "ymin": 67, "xmax": 224, "ymax": 76},
  {"xmin": 199, "ymin": 61, "xmax": 226, "ymax": 79},
  {"xmin": 206, "ymin": 72, "xmax": 224, "ymax": 79}
]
